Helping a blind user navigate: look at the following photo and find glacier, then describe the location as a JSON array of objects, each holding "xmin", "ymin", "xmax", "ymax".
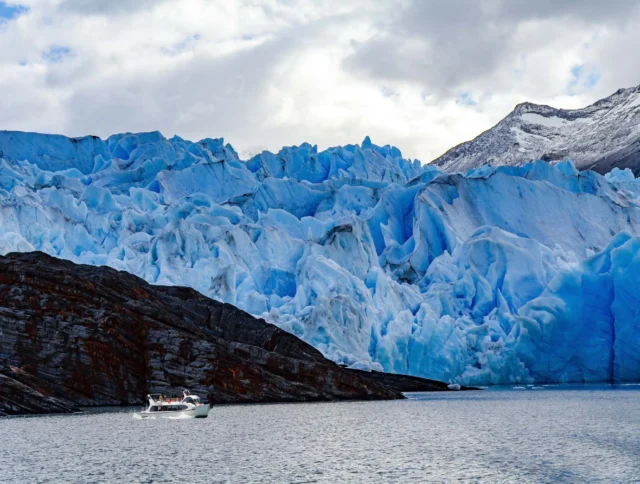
[{"xmin": 0, "ymin": 129, "xmax": 639, "ymax": 385}]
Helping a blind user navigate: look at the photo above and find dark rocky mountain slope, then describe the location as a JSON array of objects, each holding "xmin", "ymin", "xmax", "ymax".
[{"xmin": 0, "ymin": 252, "xmax": 461, "ymax": 416}]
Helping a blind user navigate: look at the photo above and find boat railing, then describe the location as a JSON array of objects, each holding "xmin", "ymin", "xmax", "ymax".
[
  {"xmin": 154, "ymin": 395, "xmax": 185, "ymax": 404},
  {"xmin": 146, "ymin": 391, "xmax": 202, "ymax": 406}
]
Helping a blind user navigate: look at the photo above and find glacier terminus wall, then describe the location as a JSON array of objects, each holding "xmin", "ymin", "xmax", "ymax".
[{"xmin": 0, "ymin": 130, "xmax": 639, "ymax": 385}]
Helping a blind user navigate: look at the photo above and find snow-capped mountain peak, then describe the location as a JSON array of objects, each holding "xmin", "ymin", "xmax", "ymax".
[{"xmin": 433, "ymin": 84, "xmax": 640, "ymax": 174}]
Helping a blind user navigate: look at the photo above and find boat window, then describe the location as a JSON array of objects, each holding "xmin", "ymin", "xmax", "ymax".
[
  {"xmin": 184, "ymin": 397, "xmax": 194, "ymax": 404},
  {"xmin": 149, "ymin": 406, "xmax": 159, "ymax": 412}
]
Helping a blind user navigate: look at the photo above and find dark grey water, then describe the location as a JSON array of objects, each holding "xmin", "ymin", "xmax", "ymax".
[{"xmin": 2, "ymin": 385, "xmax": 639, "ymax": 483}]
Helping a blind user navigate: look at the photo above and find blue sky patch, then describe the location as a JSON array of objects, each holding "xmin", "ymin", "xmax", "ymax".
[
  {"xmin": 0, "ymin": 1, "xmax": 28, "ymax": 19},
  {"xmin": 570, "ymin": 64, "xmax": 584, "ymax": 79},
  {"xmin": 583, "ymin": 71, "xmax": 601, "ymax": 88},
  {"xmin": 42, "ymin": 45, "xmax": 73, "ymax": 63},
  {"xmin": 162, "ymin": 33, "xmax": 201, "ymax": 56},
  {"xmin": 568, "ymin": 64, "xmax": 601, "ymax": 95},
  {"xmin": 381, "ymin": 86, "xmax": 397, "ymax": 98},
  {"xmin": 456, "ymin": 92, "xmax": 477, "ymax": 106}
]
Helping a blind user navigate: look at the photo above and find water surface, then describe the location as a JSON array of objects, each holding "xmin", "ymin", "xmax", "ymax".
[{"xmin": 2, "ymin": 385, "xmax": 639, "ymax": 483}]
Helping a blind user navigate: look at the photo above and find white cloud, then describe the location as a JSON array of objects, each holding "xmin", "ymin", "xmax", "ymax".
[{"xmin": 0, "ymin": 0, "xmax": 638, "ymax": 163}]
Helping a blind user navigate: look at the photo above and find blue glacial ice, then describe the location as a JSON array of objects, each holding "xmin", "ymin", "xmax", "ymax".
[{"xmin": 0, "ymin": 129, "xmax": 639, "ymax": 385}]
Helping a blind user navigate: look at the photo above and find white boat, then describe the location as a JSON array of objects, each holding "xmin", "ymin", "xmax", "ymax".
[{"xmin": 138, "ymin": 390, "xmax": 210, "ymax": 419}]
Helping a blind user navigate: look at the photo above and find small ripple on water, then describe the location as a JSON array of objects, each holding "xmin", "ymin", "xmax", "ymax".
[{"xmin": 1, "ymin": 386, "xmax": 639, "ymax": 483}]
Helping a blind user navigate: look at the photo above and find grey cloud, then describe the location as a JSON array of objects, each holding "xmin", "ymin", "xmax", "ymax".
[
  {"xmin": 61, "ymin": 30, "xmax": 298, "ymax": 146},
  {"xmin": 494, "ymin": 0, "xmax": 639, "ymax": 23},
  {"xmin": 4, "ymin": 0, "xmax": 640, "ymax": 165},
  {"xmin": 344, "ymin": 0, "xmax": 640, "ymax": 95},
  {"xmin": 59, "ymin": 9, "xmax": 360, "ymax": 150},
  {"xmin": 59, "ymin": 0, "xmax": 174, "ymax": 16}
]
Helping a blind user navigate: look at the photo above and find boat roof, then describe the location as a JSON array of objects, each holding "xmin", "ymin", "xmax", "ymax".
[{"xmin": 147, "ymin": 393, "xmax": 201, "ymax": 399}]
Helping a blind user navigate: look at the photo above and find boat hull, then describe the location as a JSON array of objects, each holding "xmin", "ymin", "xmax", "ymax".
[{"xmin": 138, "ymin": 404, "xmax": 210, "ymax": 419}]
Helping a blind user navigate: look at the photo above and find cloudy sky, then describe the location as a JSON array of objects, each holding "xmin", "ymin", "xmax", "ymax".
[{"xmin": 1, "ymin": 0, "xmax": 639, "ymax": 162}]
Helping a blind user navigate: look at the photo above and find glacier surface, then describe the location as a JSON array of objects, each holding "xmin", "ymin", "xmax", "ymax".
[{"xmin": 1, "ymin": 130, "xmax": 639, "ymax": 385}]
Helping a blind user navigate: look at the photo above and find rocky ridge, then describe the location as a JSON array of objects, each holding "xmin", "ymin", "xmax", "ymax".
[
  {"xmin": 0, "ymin": 252, "xmax": 461, "ymax": 416},
  {"xmin": 433, "ymin": 85, "xmax": 640, "ymax": 174}
]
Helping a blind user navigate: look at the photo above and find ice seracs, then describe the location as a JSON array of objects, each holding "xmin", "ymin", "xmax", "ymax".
[{"xmin": 0, "ymin": 129, "xmax": 638, "ymax": 386}]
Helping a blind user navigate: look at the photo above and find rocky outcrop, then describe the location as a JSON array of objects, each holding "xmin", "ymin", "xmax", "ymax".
[
  {"xmin": 346, "ymin": 369, "xmax": 476, "ymax": 392},
  {"xmin": 0, "ymin": 252, "xmax": 461, "ymax": 415},
  {"xmin": 0, "ymin": 366, "xmax": 79, "ymax": 415}
]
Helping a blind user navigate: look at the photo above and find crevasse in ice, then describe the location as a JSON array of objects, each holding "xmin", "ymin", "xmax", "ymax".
[{"xmin": 0, "ymin": 130, "xmax": 639, "ymax": 384}]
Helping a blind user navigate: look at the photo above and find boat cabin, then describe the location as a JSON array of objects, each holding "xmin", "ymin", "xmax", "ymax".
[
  {"xmin": 139, "ymin": 389, "xmax": 210, "ymax": 418},
  {"xmin": 145, "ymin": 390, "xmax": 204, "ymax": 411}
]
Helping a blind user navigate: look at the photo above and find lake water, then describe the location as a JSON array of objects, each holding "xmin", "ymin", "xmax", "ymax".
[{"xmin": 1, "ymin": 385, "xmax": 639, "ymax": 483}]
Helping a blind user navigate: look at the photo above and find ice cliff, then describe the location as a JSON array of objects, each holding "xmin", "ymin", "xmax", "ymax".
[{"xmin": 0, "ymin": 130, "xmax": 639, "ymax": 385}]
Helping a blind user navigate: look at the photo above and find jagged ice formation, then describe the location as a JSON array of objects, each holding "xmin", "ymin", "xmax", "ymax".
[{"xmin": 0, "ymin": 130, "xmax": 639, "ymax": 385}]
